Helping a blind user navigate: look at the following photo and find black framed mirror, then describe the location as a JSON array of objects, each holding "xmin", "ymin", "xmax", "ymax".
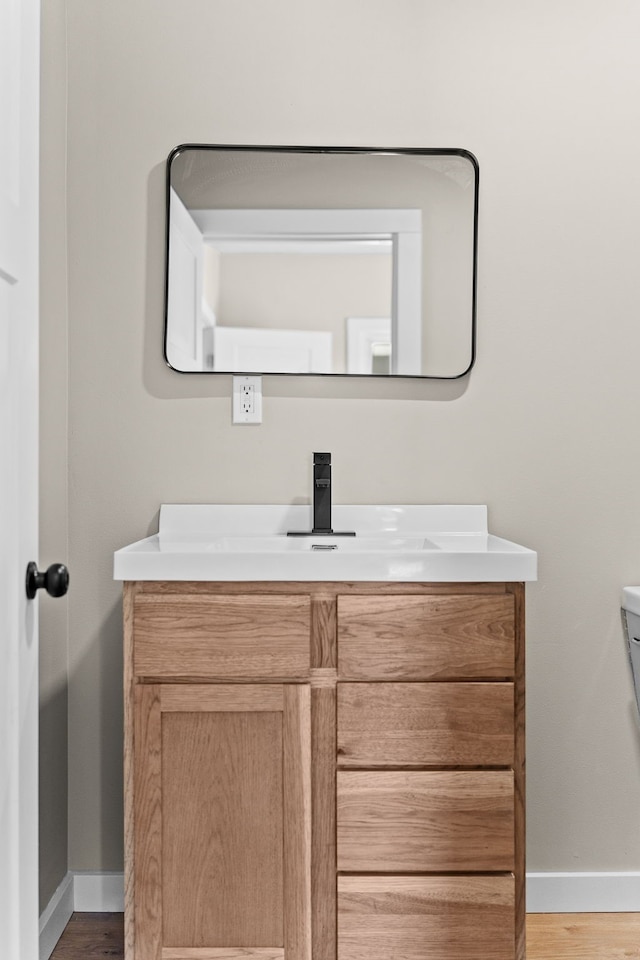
[{"xmin": 165, "ymin": 144, "xmax": 478, "ymax": 379}]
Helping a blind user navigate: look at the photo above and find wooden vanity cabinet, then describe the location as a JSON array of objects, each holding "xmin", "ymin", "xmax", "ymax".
[{"xmin": 124, "ymin": 581, "xmax": 525, "ymax": 960}]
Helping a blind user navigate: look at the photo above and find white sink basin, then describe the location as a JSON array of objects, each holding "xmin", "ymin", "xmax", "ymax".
[
  {"xmin": 169, "ymin": 535, "xmax": 437, "ymax": 553},
  {"xmin": 113, "ymin": 504, "xmax": 537, "ymax": 582}
]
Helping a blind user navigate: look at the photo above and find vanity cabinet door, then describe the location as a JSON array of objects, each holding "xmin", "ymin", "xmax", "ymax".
[{"xmin": 132, "ymin": 683, "xmax": 311, "ymax": 960}]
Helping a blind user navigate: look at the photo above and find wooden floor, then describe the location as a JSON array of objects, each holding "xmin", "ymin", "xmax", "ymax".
[
  {"xmin": 526, "ymin": 913, "xmax": 640, "ymax": 958},
  {"xmin": 49, "ymin": 912, "xmax": 640, "ymax": 959},
  {"xmin": 50, "ymin": 914, "xmax": 124, "ymax": 959}
]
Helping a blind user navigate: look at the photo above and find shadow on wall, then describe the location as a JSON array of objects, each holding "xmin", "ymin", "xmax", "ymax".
[
  {"xmin": 616, "ymin": 610, "xmax": 640, "ymax": 768},
  {"xmin": 68, "ymin": 597, "xmax": 126, "ymax": 872},
  {"xmin": 39, "ymin": 681, "xmax": 68, "ymax": 913},
  {"xmin": 142, "ymin": 162, "xmax": 471, "ymax": 405},
  {"xmin": 628, "ymin": 704, "xmax": 640, "ymax": 759},
  {"xmin": 99, "ymin": 599, "xmax": 125, "ymax": 869}
]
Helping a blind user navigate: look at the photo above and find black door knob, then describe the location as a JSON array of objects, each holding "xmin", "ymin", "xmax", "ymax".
[{"xmin": 26, "ymin": 562, "xmax": 69, "ymax": 600}]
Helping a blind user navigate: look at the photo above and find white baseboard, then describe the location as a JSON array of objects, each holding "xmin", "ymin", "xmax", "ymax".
[
  {"xmin": 39, "ymin": 872, "xmax": 74, "ymax": 960},
  {"xmin": 39, "ymin": 869, "xmax": 640, "ymax": 958},
  {"xmin": 73, "ymin": 871, "xmax": 125, "ymax": 911},
  {"xmin": 527, "ymin": 871, "xmax": 640, "ymax": 912}
]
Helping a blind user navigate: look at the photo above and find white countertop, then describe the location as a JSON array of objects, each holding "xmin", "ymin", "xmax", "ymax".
[{"xmin": 113, "ymin": 504, "xmax": 537, "ymax": 583}]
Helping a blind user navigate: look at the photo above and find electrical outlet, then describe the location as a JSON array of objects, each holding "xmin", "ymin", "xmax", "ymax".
[{"xmin": 232, "ymin": 376, "xmax": 262, "ymax": 424}]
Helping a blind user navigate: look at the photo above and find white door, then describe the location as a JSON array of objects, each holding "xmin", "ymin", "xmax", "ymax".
[{"xmin": 0, "ymin": 0, "xmax": 41, "ymax": 955}]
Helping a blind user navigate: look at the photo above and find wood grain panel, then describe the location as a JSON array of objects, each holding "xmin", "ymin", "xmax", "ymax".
[
  {"xmin": 139, "ymin": 581, "xmax": 508, "ymax": 597},
  {"xmin": 311, "ymin": 595, "xmax": 337, "ymax": 669},
  {"xmin": 162, "ymin": 706, "xmax": 284, "ymax": 947},
  {"xmin": 133, "ymin": 594, "xmax": 310, "ymax": 679},
  {"xmin": 337, "ymin": 770, "xmax": 514, "ymax": 872},
  {"xmin": 162, "ymin": 950, "xmax": 284, "ymax": 959},
  {"xmin": 123, "ymin": 582, "xmax": 139, "ymax": 960},
  {"xmin": 160, "ymin": 684, "xmax": 284, "ymax": 712},
  {"xmin": 311, "ymin": 685, "xmax": 337, "ymax": 960},
  {"xmin": 338, "ymin": 682, "xmax": 514, "ymax": 767},
  {"xmin": 338, "ymin": 593, "xmax": 514, "ymax": 680},
  {"xmin": 338, "ymin": 875, "xmax": 515, "ymax": 960},
  {"xmin": 139, "ymin": 580, "xmax": 509, "ymax": 597},
  {"xmin": 510, "ymin": 583, "xmax": 526, "ymax": 960},
  {"xmin": 283, "ymin": 686, "xmax": 312, "ymax": 960},
  {"xmin": 134, "ymin": 684, "xmax": 163, "ymax": 960}
]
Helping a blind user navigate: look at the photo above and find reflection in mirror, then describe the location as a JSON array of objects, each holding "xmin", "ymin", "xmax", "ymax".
[{"xmin": 165, "ymin": 145, "xmax": 478, "ymax": 378}]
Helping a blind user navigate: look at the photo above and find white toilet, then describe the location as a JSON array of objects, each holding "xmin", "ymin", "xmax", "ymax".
[{"xmin": 621, "ymin": 586, "xmax": 640, "ymax": 720}]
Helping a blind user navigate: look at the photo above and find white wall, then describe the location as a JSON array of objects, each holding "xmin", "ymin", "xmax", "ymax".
[{"xmin": 47, "ymin": 0, "xmax": 640, "ymax": 877}]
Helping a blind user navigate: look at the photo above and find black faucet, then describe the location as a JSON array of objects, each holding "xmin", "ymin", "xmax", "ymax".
[
  {"xmin": 312, "ymin": 452, "xmax": 332, "ymax": 533},
  {"xmin": 287, "ymin": 452, "xmax": 355, "ymax": 537}
]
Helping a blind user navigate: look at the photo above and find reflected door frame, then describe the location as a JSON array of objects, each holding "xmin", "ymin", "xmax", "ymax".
[{"xmin": 190, "ymin": 207, "xmax": 422, "ymax": 375}]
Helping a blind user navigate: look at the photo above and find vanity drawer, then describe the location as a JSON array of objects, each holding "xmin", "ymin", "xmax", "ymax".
[
  {"xmin": 338, "ymin": 875, "xmax": 515, "ymax": 960},
  {"xmin": 338, "ymin": 594, "xmax": 514, "ymax": 680},
  {"xmin": 133, "ymin": 594, "xmax": 310, "ymax": 679},
  {"xmin": 338, "ymin": 682, "xmax": 514, "ymax": 767},
  {"xmin": 337, "ymin": 770, "xmax": 514, "ymax": 873}
]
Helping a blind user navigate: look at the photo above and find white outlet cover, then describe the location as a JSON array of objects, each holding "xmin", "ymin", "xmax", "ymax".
[{"xmin": 232, "ymin": 375, "xmax": 262, "ymax": 424}]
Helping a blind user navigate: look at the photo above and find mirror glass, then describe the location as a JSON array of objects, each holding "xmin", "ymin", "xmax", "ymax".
[{"xmin": 165, "ymin": 145, "xmax": 478, "ymax": 378}]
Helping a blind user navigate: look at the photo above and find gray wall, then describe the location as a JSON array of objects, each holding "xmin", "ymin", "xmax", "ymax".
[
  {"xmin": 40, "ymin": 0, "xmax": 640, "ymax": 884},
  {"xmin": 39, "ymin": 0, "xmax": 69, "ymax": 911}
]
